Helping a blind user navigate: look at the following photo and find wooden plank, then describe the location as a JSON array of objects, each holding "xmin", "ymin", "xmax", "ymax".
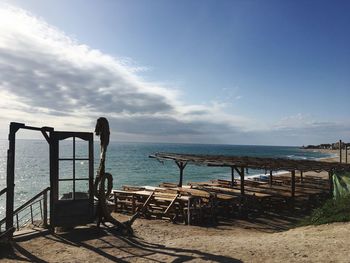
[
  {"xmin": 269, "ymin": 170, "xmax": 273, "ymax": 186},
  {"xmin": 329, "ymin": 171, "xmax": 333, "ymax": 196},
  {"xmin": 164, "ymin": 194, "xmax": 179, "ymax": 214},
  {"xmin": 291, "ymin": 170, "xmax": 296, "ymax": 198},
  {"xmin": 240, "ymin": 167, "xmax": 245, "ymax": 195}
]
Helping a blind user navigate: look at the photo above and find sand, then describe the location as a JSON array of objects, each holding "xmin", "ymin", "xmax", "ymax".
[{"xmin": 1, "ymin": 149, "xmax": 350, "ymax": 263}]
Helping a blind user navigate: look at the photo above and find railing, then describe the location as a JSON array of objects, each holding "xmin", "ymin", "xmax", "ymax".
[
  {"xmin": 0, "ymin": 187, "xmax": 7, "ymax": 197},
  {"xmin": 0, "ymin": 187, "xmax": 50, "ymax": 233}
]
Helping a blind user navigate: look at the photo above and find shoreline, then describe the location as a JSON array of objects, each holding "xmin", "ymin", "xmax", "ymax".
[{"xmin": 3, "ymin": 148, "xmax": 350, "ymax": 262}]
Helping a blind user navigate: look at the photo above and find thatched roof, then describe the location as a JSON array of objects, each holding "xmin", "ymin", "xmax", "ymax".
[{"xmin": 150, "ymin": 152, "xmax": 350, "ymax": 172}]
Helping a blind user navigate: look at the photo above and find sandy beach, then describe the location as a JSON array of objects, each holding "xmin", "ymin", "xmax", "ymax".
[{"xmin": 1, "ymin": 149, "xmax": 350, "ymax": 263}]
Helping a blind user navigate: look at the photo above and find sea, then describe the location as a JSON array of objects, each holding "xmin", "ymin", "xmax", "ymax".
[{"xmin": 0, "ymin": 139, "xmax": 336, "ymax": 218}]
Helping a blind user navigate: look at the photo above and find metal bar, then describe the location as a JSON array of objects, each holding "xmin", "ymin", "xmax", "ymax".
[
  {"xmin": 43, "ymin": 190, "xmax": 48, "ymax": 228},
  {"xmin": 0, "ymin": 187, "xmax": 7, "ymax": 197},
  {"xmin": 12, "ymin": 187, "xmax": 50, "ymax": 216},
  {"xmin": 39, "ymin": 199, "xmax": 43, "ymax": 220},
  {"xmin": 57, "ymin": 178, "xmax": 89, "ymax": 181},
  {"xmin": 30, "ymin": 205, "xmax": 33, "ymax": 224},
  {"xmin": 16, "ymin": 214, "xmax": 19, "ymax": 230},
  {"xmin": 58, "ymin": 158, "xmax": 89, "ymax": 161}
]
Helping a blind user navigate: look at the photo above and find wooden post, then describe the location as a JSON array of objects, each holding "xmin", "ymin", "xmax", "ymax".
[
  {"xmin": 339, "ymin": 140, "xmax": 342, "ymax": 163},
  {"xmin": 43, "ymin": 189, "xmax": 48, "ymax": 228},
  {"xmin": 345, "ymin": 144, "xmax": 348, "ymax": 163},
  {"xmin": 328, "ymin": 171, "xmax": 333, "ymax": 197},
  {"xmin": 291, "ymin": 170, "xmax": 296, "ymax": 198},
  {"xmin": 240, "ymin": 167, "xmax": 245, "ymax": 195},
  {"xmin": 187, "ymin": 197, "xmax": 191, "ymax": 225},
  {"xmin": 269, "ymin": 170, "xmax": 273, "ymax": 186},
  {"xmin": 5, "ymin": 123, "xmax": 19, "ymax": 234},
  {"xmin": 176, "ymin": 161, "xmax": 187, "ymax": 187},
  {"xmin": 231, "ymin": 167, "xmax": 234, "ymax": 187},
  {"xmin": 300, "ymin": 171, "xmax": 303, "ymax": 183}
]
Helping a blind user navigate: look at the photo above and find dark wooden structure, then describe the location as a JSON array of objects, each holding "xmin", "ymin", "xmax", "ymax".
[
  {"xmin": 149, "ymin": 152, "xmax": 350, "ymax": 198},
  {"xmin": 1, "ymin": 122, "xmax": 94, "ymax": 238}
]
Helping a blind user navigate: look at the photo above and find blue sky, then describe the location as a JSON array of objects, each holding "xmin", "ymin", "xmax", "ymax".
[{"xmin": 0, "ymin": 1, "xmax": 349, "ymax": 145}]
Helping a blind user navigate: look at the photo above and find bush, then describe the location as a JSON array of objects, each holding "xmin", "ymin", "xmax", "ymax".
[{"xmin": 300, "ymin": 194, "xmax": 350, "ymax": 226}]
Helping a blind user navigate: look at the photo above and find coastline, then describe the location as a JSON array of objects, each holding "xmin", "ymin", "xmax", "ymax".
[{"xmin": 3, "ymin": 148, "xmax": 350, "ymax": 262}]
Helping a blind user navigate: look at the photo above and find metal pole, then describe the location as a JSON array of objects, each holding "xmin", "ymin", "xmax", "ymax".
[
  {"xmin": 339, "ymin": 140, "xmax": 342, "ymax": 163},
  {"xmin": 43, "ymin": 189, "xmax": 48, "ymax": 228}
]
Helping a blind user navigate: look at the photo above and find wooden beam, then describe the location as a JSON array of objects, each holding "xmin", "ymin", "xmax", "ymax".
[
  {"xmin": 339, "ymin": 139, "xmax": 342, "ymax": 163},
  {"xmin": 175, "ymin": 161, "xmax": 187, "ymax": 187},
  {"xmin": 234, "ymin": 166, "xmax": 242, "ymax": 176},
  {"xmin": 346, "ymin": 145, "xmax": 348, "ymax": 164},
  {"xmin": 240, "ymin": 167, "xmax": 245, "ymax": 195},
  {"xmin": 164, "ymin": 194, "xmax": 179, "ymax": 214},
  {"xmin": 300, "ymin": 171, "xmax": 303, "ymax": 183},
  {"xmin": 231, "ymin": 167, "xmax": 235, "ymax": 187},
  {"xmin": 5, "ymin": 123, "xmax": 19, "ymax": 234},
  {"xmin": 328, "ymin": 171, "xmax": 333, "ymax": 197},
  {"xmin": 269, "ymin": 170, "xmax": 273, "ymax": 186},
  {"xmin": 291, "ymin": 170, "xmax": 296, "ymax": 198}
]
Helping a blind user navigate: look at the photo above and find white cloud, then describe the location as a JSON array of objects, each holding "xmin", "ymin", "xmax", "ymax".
[
  {"xmin": 0, "ymin": 4, "xmax": 249, "ymax": 142},
  {"xmin": 1, "ymin": 4, "xmax": 348, "ymax": 146}
]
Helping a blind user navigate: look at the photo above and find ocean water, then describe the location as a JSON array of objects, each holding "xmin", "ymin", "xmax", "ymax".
[{"xmin": 0, "ymin": 139, "xmax": 335, "ymax": 218}]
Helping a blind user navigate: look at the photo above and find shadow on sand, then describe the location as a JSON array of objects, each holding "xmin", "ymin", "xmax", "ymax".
[{"xmin": 1, "ymin": 226, "xmax": 242, "ymax": 262}]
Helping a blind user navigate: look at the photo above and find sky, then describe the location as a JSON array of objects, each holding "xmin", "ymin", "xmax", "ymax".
[{"xmin": 0, "ymin": 0, "xmax": 349, "ymax": 146}]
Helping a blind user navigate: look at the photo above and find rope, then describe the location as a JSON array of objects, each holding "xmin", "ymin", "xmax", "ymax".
[{"xmin": 94, "ymin": 117, "xmax": 133, "ymax": 233}]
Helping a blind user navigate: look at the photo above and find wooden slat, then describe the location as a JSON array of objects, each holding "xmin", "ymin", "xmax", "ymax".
[{"xmin": 150, "ymin": 152, "xmax": 350, "ymax": 172}]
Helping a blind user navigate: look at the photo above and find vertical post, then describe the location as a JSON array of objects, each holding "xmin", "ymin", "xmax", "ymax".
[
  {"xmin": 49, "ymin": 131, "xmax": 57, "ymax": 230},
  {"xmin": 339, "ymin": 140, "xmax": 342, "ymax": 163},
  {"xmin": 6, "ymin": 123, "xmax": 18, "ymax": 234},
  {"xmin": 187, "ymin": 197, "xmax": 191, "ymax": 225},
  {"xmin": 240, "ymin": 167, "xmax": 245, "ymax": 195},
  {"xmin": 300, "ymin": 171, "xmax": 303, "ymax": 183},
  {"xmin": 231, "ymin": 166, "xmax": 235, "ymax": 187},
  {"xmin": 346, "ymin": 144, "xmax": 348, "ymax": 164},
  {"xmin": 176, "ymin": 161, "xmax": 187, "ymax": 187},
  {"xmin": 43, "ymin": 189, "xmax": 48, "ymax": 228},
  {"xmin": 291, "ymin": 170, "xmax": 296, "ymax": 198},
  {"xmin": 269, "ymin": 170, "xmax": 273, "ymax": 186},
  {"xmin": 328, "ymin": 171, "xmax": 333, "ymax": 197},
  {"xmin": 30, "ymin": 205, "xmax": 34, "ymax": 224}
]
